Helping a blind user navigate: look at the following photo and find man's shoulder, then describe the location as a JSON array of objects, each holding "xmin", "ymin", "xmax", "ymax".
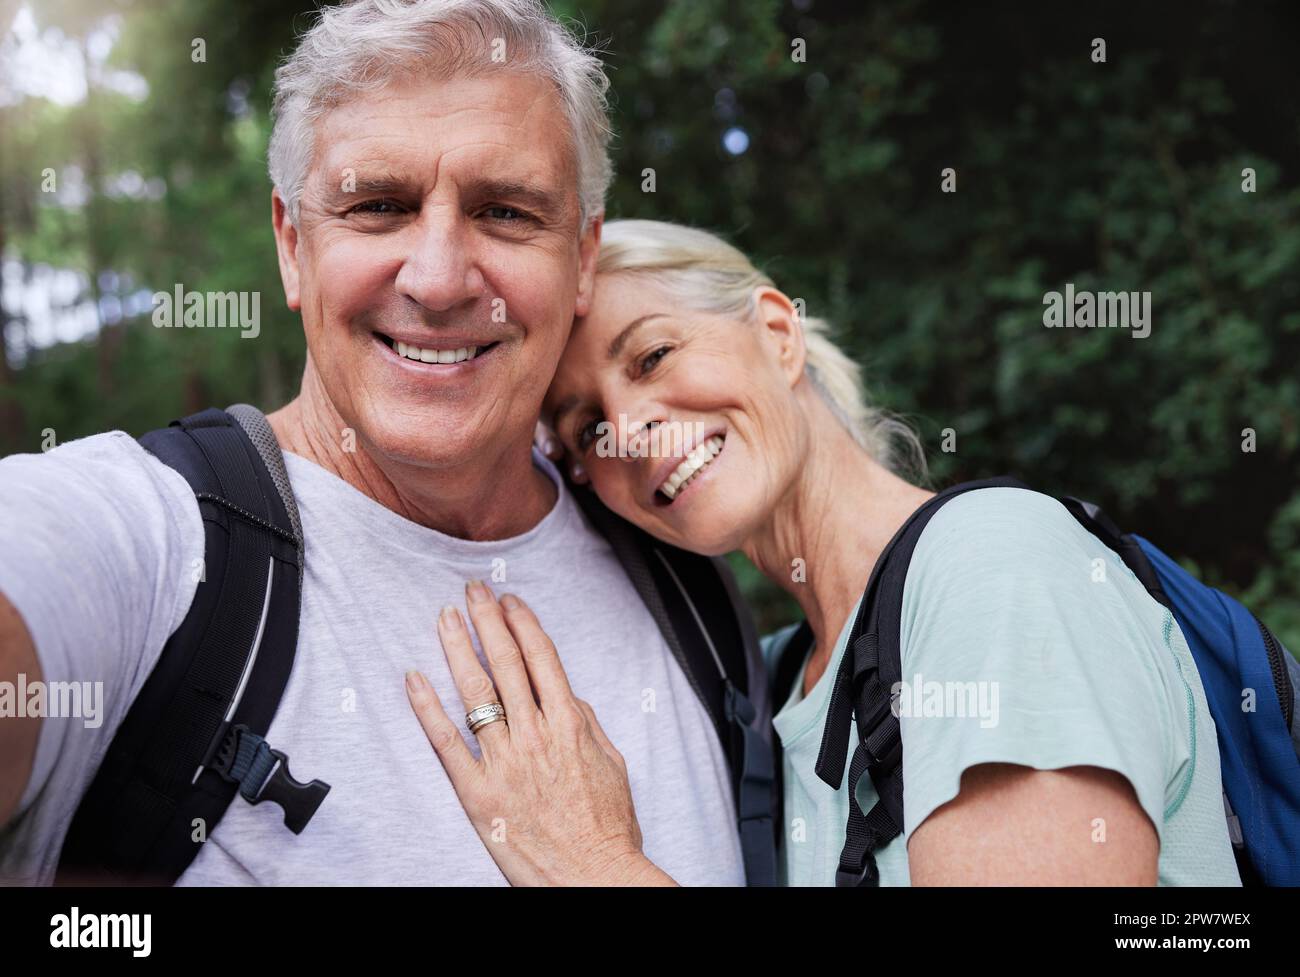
[
  {"xmin": 1, "ymin": 427, "xmax": 202, "ymax": 553},
  {"xmin": 3, "ymin": 428, "xmax": 190, "ymax": 500},
  {"xmin": 8, "ymin": 429, "xmax": 147, "ymax": 467}
]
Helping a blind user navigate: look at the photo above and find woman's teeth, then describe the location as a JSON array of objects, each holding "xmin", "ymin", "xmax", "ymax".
[
  {"xmin": 660, "ymin": 436, "xmax": 724, "ymax": 501},
  {"xmin": 396, "ymin": 340, "xmax": 481, "ymax": 364}
]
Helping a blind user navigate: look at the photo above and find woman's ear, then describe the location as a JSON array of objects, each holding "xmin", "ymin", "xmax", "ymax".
[{"xmin": 754, "ymin": 286, "xmax": 807, "ymax": 388}]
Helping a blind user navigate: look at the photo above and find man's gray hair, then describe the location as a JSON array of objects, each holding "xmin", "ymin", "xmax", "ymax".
[{"xmin": 268, "ymin": 0, "xmax": 613, "ymax": 226}]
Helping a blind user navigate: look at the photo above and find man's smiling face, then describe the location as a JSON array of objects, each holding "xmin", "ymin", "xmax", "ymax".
[{"xmin": 274, "ymin": 70, "xmax": 599, "ymax": 471}]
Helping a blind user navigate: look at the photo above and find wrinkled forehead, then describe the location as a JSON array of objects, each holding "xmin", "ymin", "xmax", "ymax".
[{"xmin": 307, "ymin": 69, "xmax": 581, "ymax": 209}]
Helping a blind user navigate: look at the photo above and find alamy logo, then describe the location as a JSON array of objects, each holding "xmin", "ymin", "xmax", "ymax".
[
  {"xmin": 49, "ymin": 907, "xmax": 151, "ymax": 957},
  {"xmin": 1042, "ymin": 283, "xmax": 1151, "ymax": 339},
  {"xmin": 152, "ymin": 283, "xmax": 260, "ymax": 338},
  {"xmin": 0, "ymin": 673, "xmax": 103, "ymax": 729},
  {"xmin": 891, "ymin": 674, "xmax": 1000, "ymax": 728},
  {"xmin": 593, "ymin": 415, "xmax": 709, "ymax": 459}
]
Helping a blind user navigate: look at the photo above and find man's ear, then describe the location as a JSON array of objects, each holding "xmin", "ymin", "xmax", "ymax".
[
  {"xmin": 573, "ymin": 213, "xmax": 604, "ymax": 319},
  {"xmin": 754, "ymin": 286, "xmax": 807, "ymax": 388},
  {"xmin": 272, "ymin": 190, "xmax": 302, "ymax": 312}
]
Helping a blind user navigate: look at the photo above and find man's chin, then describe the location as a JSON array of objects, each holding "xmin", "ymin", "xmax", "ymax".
[{"xmin": 358, "ymin": 417, "xmax": 502, "ymax": 472}]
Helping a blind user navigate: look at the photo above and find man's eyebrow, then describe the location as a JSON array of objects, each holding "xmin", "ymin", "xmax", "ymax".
[
  {"xmin": 607, "ymin": 314, "xmax": 669, "ymax": 361},
  {"xmin": 321, "ymin": 174, "xmax": 412, "ymax": 206},
  {"xmin": 318, "ymin": 175, "xmax": 570, "ymax": 216},
  {"xmin": 353, "ymin": 176, "xmax": 412, "ymax": 194}
]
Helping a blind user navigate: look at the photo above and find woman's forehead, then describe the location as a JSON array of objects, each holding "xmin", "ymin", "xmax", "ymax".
[{"xmin": 590, "ymin": 271, "xmax": 666, "ymax": 315}]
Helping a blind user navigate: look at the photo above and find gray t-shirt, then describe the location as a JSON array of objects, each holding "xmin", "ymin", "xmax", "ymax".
[{"xmin": 0, "ymin": 431, "xmax": 744, "ymax": 885}]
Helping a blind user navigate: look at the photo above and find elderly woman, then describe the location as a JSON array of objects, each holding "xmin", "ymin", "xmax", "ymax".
[{"xmin": 405, "ymin": 220, "xmax": 1241, "ymax": 886}]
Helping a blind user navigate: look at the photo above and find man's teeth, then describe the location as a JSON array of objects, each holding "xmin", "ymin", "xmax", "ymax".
[
  {"xmin": 660, "ymin": 436, "xmax": 724, "ymax": 501},
  {"xmin": 395, "ymin": 340, "xmax": 481, "ymax": 364}
]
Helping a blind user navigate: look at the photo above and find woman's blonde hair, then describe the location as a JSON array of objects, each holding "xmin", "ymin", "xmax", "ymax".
[{"xmin": 596, "ymin": 220, "xmax": 926, "ymax": 479}]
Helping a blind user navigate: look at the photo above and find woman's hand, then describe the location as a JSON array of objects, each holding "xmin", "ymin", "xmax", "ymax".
[
  {"xmin": 533, "ymin": 419, "xmax": 587, "ymax": 484},
  {"xmin": 405, "ymin": 580, "xmax": 674, "ymax": 886}
]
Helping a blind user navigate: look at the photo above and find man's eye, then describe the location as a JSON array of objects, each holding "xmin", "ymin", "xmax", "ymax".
[
  {"xmin": 349, "ymin": 198, "xmax": 403, "ymax": 216},
  {"xmin": 482, "ymin": 206, "xmax": 530, "ymax": 222},
  {"xmin": 638, "ymin": 346, "xmax": 670, "ymax": 375}
]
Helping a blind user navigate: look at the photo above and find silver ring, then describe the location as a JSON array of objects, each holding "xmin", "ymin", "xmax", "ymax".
[{"xmin": 466, "ymin": 702, "xmax": 507, "ymax": 734}]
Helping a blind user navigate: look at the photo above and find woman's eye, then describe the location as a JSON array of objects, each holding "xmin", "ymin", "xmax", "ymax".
[
  {"xmin": 638, "ymin": 346, "xmax": 670, "ymax": 376},
  {"xmin": 576, "ymin": 417, "xmax": 603, "ymax": 453}
]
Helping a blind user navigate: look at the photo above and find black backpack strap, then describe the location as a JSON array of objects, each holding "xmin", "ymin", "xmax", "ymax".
[
  {"xmin": 56, "ymin": 405, "xmax": 327, "ymax": 884},
  {"xmin": 570, "ymin": 484, "xmax": 777, "ymax": 886},
  {"xmin": 815, "ymin": 476, "xmax": 1028, "ymax": 886},
  {"xmin": 1058, "ymin": 496, "xmax": 1173, "ymax": 610},
  {"xmin": 772, "ymin": 621, "xmax": 813, "ymax": 712}
]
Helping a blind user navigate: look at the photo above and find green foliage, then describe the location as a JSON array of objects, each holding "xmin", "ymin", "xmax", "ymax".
[{"xmin": 2, "ymin": 0, "xmax": 1297, "ymax": 650}]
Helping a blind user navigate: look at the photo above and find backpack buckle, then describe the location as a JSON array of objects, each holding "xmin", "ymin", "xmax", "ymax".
[
  {"xmin": 835, "ymin": 854, "xmax": 880, "ymax": 888},
  {"xmin": 861, "ymin": 718, "xmax": 902, "ymax": 771},
  {"xmin": 210, "ymin": 724, "xmax": 331, "ymax": 834}
]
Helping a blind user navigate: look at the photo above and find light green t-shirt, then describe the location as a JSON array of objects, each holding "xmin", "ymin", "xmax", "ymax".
[{"xmin": 766, "ymin": 487, "xmax": 1241, "ymax": 886}]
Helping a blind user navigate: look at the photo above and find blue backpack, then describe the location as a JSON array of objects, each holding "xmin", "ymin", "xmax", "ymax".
[{"xmin": 793, "ymin": 477, "xmax": 1300, "ymax": 886}]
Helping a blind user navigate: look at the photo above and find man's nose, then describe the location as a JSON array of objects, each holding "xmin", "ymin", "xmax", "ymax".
[{"xmin": 394, "ymin": 207, "xmax": 486, "ymax": 313}]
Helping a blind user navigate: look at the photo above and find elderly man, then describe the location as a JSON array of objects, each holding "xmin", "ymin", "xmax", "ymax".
[{"xmin": 0, "ymin": 0, "xmax": 769, "ymax": 885}]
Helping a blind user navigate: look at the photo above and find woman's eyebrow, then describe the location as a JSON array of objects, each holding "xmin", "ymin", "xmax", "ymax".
[{"xmin": 607, "ymin": 314, "xmax": 669, "ymax": 361}]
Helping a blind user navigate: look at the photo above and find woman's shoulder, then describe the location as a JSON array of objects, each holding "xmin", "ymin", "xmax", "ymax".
[
  {"xmin": 893, "ymin": 485, "xmax": 1192, "ymax": 847},
  {"xmin": 910, "ymin": 485, "xmax": 1103, "ymax": 586},
  {"xmin": 922, "ymin": 484, "xmax": 1082, "ymax": 540},
  {"xmin": 900, "ymin": 483, "xmax": 1168, "ymax": 654}
]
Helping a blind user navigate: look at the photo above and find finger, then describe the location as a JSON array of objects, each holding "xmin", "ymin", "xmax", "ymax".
[
  {"xmin": 462, "ymin": 581, "xmax": 540, "ymax": 730},
  {"xmin": 497, "ymin": 593, "xmax": 574, "ymax": 708},
  {"xmin": 534, "ymin": 420, "xmax": 562, "ymax": 460},
  {"xmin": 575, "ymin": 698, "xmax": 626, "ymax": 771},
  {"xmin": 405, "ymin": 669, "xmax": 480, "ymax": 787},
  {"xmin": 436, "ymin": 603, "xmax": 517, "ymax": 746}
]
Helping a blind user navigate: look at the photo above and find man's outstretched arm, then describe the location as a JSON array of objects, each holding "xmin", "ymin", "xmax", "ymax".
[{"xmin": 0, "ymin": 589, "xmax": 41, "ymax": 829}]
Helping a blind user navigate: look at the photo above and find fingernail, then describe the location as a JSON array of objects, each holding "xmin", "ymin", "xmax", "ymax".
[
  {"xmin": 500, "ymin": 593, "xmax": 521, "ymax": 611},
  {"xmin": 440, "ymin": 605, "xmax": 462, "ymax": 629},
  {"xmin": 466, "ymin": 579, "xmax": 491, "ymax": 603},
  {"xmin": 543, "ymin": 438, "xmax": 559, "ymax": 456},
  {"xmin": 406, "ymin": 670, "xmax": 428, "ymax": 692}
]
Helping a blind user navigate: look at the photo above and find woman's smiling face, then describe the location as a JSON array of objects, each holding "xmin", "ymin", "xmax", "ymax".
[{"xmin": 544, "ymin": 272, "xmax": 810, "ymax": 556}]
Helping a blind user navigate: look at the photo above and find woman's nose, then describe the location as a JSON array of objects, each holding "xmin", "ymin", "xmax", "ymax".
[{"xmin": 608, "ymin": 408, "xmax": 670, "ymax": 462}]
